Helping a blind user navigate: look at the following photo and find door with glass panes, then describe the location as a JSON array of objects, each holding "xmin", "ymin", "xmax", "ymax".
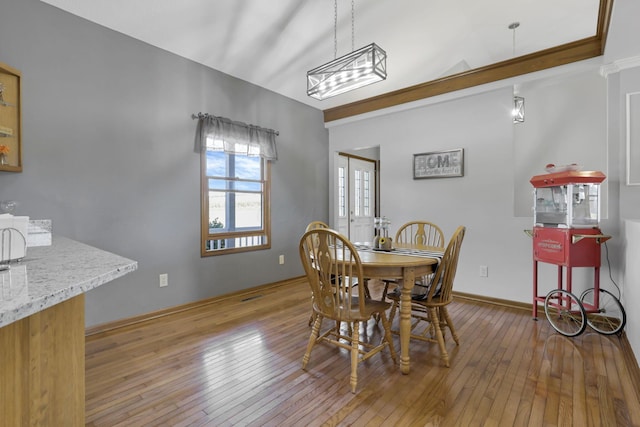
[{"xmin": 337, "ymin": 154, "xmax": 376, "ymax": 243}]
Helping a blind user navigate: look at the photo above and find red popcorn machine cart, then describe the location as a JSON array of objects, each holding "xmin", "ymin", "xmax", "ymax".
[{"xmin": 528, "ymin": 169, "xmax": 625, "ymax": 336}]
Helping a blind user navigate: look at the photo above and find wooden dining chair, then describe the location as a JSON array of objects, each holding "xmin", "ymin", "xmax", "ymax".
[
  {"xmin": 305, "ymin": 220, "xmax": 329, "ymax": 231},
  {"xmin": 387, "ymin": 225, "xmax": 466, "ymax": 367},
  {"xmin": 304, "ymin": 221, "xmax": 330, "ymax": 326},
  {"xmin": 304, "ymin": 220, "xmax": 372, "ymax": 327},
  {"xmin": 299, "ymin": 228, "xmax": 397, "ymax": 393},
  {"xmin": 380, "ymin": 221, "xmax": 445, "ymax": 302}
]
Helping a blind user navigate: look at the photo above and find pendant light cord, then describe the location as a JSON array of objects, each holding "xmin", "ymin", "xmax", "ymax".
[
  {"xmin": 334, "ymin": 0, "xmax": 337, "ymax": 59},
  {"xmin": 509, "ymin": 22, "xmax": 519, "ymax": 57},
  {"xmin": 333, "ymin": 0, "xmax": 357, "ymax": 58},
  {"xmin": 351, "ymin": 0, "xmax": 355, "ymax": 52}
]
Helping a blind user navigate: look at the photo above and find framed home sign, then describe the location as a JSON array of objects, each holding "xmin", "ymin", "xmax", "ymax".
[{"xmin": 413, "ymin": 148, "xmax": 464, "ymax": 179}]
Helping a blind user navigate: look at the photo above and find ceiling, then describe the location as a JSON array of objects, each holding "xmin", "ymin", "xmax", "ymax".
[{"xmin": 40, "ymin": 0, "xmax": 601, "ymax": 112}]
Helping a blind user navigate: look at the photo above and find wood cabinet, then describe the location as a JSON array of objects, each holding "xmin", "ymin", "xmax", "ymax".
[
  {"xmin": 0, "ymin": 62, "xmax": 22, "ymax": 172},
  {"xmin": 0, "ymin": 295, "xmax": 85, "ymax": 425}
]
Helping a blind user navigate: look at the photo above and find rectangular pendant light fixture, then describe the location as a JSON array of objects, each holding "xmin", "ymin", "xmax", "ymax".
[{"xmin": 307, "ymin": 43, "xmax": 387, "ymax": 101}]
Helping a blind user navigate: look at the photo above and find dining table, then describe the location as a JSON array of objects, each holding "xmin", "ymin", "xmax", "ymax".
[{"xmin": 353, "ymin": 242, "xmax": 442, "ymax": 374}]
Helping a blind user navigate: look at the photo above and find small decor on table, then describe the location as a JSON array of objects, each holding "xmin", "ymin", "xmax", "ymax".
[
  {"xmin": 373, "ymin": 216, "xmax": 393, "ymax": 250},
  {"xmin": 0, "ymin": 144, "xmax": 9, "ymax": 165}
]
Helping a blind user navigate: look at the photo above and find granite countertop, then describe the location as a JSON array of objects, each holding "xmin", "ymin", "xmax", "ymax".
[{"xmin": 0, "ymin": 236, "xmax": 138, "ymax": 328}]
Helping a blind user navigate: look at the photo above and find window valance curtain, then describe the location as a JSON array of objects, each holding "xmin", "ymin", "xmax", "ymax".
[{"xmin": 194, "ymin": 113, "xmax": 278, "ymax": 161}]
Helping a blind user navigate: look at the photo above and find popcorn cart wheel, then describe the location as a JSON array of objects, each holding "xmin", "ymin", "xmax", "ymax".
[
  {"xmin": 543, "ymin": 289, "xmax": 586, "ymax": 337},
  {"xmin": 578, "ymin": 287, "xmax": 626, "ymax": 335},
  {"xmin": 543, "ymin": 287, "xmax": 626, "ymax": 336}
]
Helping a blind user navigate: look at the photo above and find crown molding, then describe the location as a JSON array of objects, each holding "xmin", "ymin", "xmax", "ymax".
[{"xmin": 601, "ymin": 55, "xmax": 640, "ymax": 77}]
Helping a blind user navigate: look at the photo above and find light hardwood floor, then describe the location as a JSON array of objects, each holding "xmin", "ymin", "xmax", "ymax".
[{"xmin": 85, "ymin": 279, "xmax": 640, "ymax": 426}]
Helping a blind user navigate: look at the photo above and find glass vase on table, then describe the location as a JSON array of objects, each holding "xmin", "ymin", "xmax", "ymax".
[{"xmin": 373, "ymin": 216, "xmax": 392, "ymax": 250}]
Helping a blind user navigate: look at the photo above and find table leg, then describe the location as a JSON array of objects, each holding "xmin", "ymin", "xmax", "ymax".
[{"xmin": 400, "ymin": 266, "xmax": 415, "ymax": 374}]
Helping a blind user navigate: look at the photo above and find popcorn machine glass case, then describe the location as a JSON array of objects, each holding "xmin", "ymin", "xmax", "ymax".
[{"xmin": 531, "ymin": 171, "xmax": 604, "ymax": 228}]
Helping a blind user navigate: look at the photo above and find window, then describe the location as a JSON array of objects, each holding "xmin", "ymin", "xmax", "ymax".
[
  {"xmin": 363, "ymin": 170, "xmax": 370, "ymax": 216},
  {"xmin": 195, "ymin": 114, "xmax": 276, "ymax": 256},
  {"xmin": 202, "ymin": 147, "xmax": 271, "ymax": 255}
]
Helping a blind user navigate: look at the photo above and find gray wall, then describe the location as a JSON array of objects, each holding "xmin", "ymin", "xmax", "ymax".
[
  {"xmin": 604, "ymin": 0, "xmax": 640, "ymax": 363},
  {"xmin": 0, "ymin": 0, "xmax": 329, "ymax": 326},
  {"xmin": 330, "ymin": 88, "xmax": 538, "ymax": 304},
  {"xmin": 613, "ymin": 66, "xmax": 640, "ymax": 219},
  {"xmin": 609, "ymin": 65, "xmax": 640, "ymax": 361}
]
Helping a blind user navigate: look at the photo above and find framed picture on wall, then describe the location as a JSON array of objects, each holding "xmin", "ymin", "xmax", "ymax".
[
  {"xmin": 0, "ymin": 62, "xmax": 22, "ymax": 172},
  {"xmin": 413, "ymin": 148, "xmax": 464, "ymax": 179}
]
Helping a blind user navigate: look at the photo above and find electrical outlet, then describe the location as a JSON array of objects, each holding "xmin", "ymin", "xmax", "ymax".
[
  {"xmin": 279, "ymin": 254, "xmax": 285, "ymax": 265},
  {"xmin": 479, "ymin": 265, "xmax": 488, "ymax": 277},
  {"xmin": 159, "ymin": 273, "xmax": 168, "ymax": 287}
]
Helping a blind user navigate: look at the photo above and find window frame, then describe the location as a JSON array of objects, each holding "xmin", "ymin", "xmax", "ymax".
[{"xmin": 200, "ymin": 149, "xmax": 271, "ymax": 256}]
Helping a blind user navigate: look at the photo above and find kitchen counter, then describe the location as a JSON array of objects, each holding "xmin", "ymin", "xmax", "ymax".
[
  {"xmin": 0, "ymin": 235, "xmax": 137, "ymax": 327},
  {"xmin": 0, "ymin": 236, "xmax": 137, "ymax": 426}
]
